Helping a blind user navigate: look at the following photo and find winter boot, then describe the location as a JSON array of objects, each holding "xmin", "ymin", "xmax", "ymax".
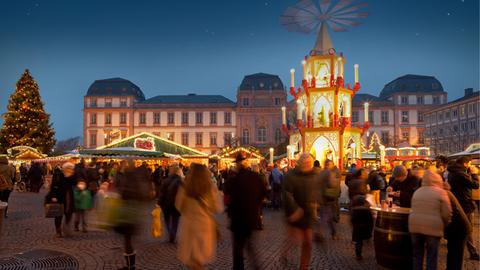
[{"xmin": 118, "ymin": 252, "xmax": 135, "ymax": 270}]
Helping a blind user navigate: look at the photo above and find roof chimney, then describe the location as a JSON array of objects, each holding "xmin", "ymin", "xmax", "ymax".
[{"xmin": 465, "ymin": 88, "xmax": 473, "ymax": 96}]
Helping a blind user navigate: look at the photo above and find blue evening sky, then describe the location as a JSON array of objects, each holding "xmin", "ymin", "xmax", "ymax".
[{"xmin": 0, "ymin": 0, "xmax": 478, "ymax": 140}]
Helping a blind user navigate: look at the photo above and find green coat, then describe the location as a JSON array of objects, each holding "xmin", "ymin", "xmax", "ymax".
[
  {"xmin": 74, "ymin": 189, "xmax": 93, "ymax": 210},
  {"xmin": 283, "ymin": 169, "xmax": 317, "ymax": 229}
]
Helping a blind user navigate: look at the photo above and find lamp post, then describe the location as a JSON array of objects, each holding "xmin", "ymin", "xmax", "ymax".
[{"xmin": 269, "ymin": 147, "xmax": 274, "ymax": 166}]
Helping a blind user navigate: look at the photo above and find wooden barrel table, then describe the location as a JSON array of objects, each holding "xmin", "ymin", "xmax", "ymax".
[{"xmin": 371, "ymin": 207, "xmax": 412, "ymax": 270}]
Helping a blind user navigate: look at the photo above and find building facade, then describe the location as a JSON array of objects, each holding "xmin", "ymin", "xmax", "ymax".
[
  {"xmin": 424, "ymin": 88, "xmax": 479, "ymax": 156},
  {"xmin": 352, "ymin": 74, "xmax": 447, "ymax": 147},
  {"xmin": 83, "ymin": 74, "xmax": 287, "ymax": 153}
]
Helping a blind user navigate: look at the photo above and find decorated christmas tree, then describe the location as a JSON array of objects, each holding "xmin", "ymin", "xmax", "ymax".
[{"xmin": 0, "ymin": 69, "xmax": 56, "ymax": 154}]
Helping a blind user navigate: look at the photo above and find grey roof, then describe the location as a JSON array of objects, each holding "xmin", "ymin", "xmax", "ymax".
[
  {"xmin": 239, "ymin": 73, "xmax": 285, "ymax": 91},
  {"xmin": 448, "ymin": 90, "xmax": 479, "ymax": 104},
  {"xmin": 352, "ymin": 93, "xmax": 392, "ymax": 106},
  {"xmin": 140, "ymin": 94, "xmax": 235, "ymax": 106},
  {"xmin": 379, "ymin": 74, "xmax": 444, "ymax": 99},
  {"xmin": 86, "ymin": 78, "xmax": 145, "ymax": 100}
]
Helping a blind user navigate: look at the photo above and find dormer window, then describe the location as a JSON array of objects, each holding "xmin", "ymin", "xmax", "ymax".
[
  {"xmin": 105, "ymin": 98, "xmax": 112, "ymax": 108},
  {"xmin": 90, "ymin": 98, "xmax": 97, "ymax": 107},
  {"xmin": 243, "ymin": 98, "xmax": 249, "ymax": 107}
]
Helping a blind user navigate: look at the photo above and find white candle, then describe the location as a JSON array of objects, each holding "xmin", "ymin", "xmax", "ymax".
[
  {"xmin": 269, "ymin": 148, "xmax": 274, "ymax": 165},
  {"xmin": 290, "ymin": 68, "xmax": 295, "ymax": 88},
  {"xmin": 281, "ymin": 106, "xmax": 286, "ymax": 125},
  {"xmin": 338, "ymin": 57, "xmax": 343, "ymax": 77},
  {"xmin": 296, "ymin": 100, "xmax": 302, "ymax": 120},
  {"xmin": 354, "ymin": 64, "xmax": 359, "ymax": 84},
  {"xmin": 301, "ymin": 60, "xmax": 307, "ymax": 80},
  {"xmin": 364, "ymin": 102, "xmax": 369, "ymax": 122}
]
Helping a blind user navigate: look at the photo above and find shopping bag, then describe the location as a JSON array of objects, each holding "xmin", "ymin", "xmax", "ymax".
[
  {"xmin": 96, "ymin": 192, "xmax": 122, "ymax": 229},
  {"xmin": 44, "ymin": 203, "xmax": 64, "ymax": 218},
  {"xmin": 151, "ymin": 205, "xmax": 162, "ymax": 238}
]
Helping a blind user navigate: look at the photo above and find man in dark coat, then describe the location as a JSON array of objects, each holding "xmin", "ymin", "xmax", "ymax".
[
  {"xmin": 85, "ymin": 161, "xmax": 100, "ymax": 194},
  {"xmin": 158, "ymin": 165, "xmax": 182, "ymax": 243},
  {"xmin": 45, "ymin": 163, "xmax": 77, "ymax": 237},
  {"xmin": 28, "ymin": 162, "xmax": 44, "ymax": 193},
  {"xmin": 224, "ymin": 152, "xmax": 267, "ymax": 270},
  {"xmin": 74, "ymin": 158, "xmax": 87, "ymax": 180},
  {"xmin": 448, "ymin": 156, "xmax": 479, "ymax": 260},
  {"xmin": 389, "ymin": 165, "xmax": 420, "ymax": 208}
]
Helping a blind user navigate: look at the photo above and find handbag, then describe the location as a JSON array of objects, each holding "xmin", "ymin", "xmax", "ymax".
[
  {"xmin": 45, "ymin": 203, "xmax": 64, "ymax": 218},
  {"xmin": 151, "ymin": 205, "xmax": 163, "ymax": 238}
]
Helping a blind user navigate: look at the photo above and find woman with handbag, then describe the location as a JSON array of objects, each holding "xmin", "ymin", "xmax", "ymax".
[
  {"xmin": 175, "ymin": 163, "xmax": 223, "ymax": 270},
  {"xmin": 45, "ymin": 162, "xmax": 77, "ymax": 238}
]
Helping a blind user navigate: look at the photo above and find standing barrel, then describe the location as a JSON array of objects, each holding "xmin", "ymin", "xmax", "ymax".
[{"xmin": 372, "ymin": 207, "xmax": 412, "ymax": 270}]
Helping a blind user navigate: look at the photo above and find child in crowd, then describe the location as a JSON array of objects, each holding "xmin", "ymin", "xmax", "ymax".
[
  {"xmin": 74, "ymin": 179, "xmax": 93, "ymax": 232},
  {"xmin": 350, "ymin": 195, "xmax": 374, "ymax": 260}
]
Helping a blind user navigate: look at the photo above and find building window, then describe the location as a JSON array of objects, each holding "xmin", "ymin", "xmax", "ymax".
[
  {"xmin": 470, "ymin": 121, "xmax": 477, "ymax": 130},
  {"xmin": 181, "ymin": 133, "xmax": 189, "ymax": 146},
  {"xmin": 453, "ymin": 125, "xmax": 458, "ymax": 132},
  {"xmin": 381, "ymin": 111, "xmax": 389, "ymax": 123},
  {"xmin": 195, "ymin": 132, "xmax": 203, "ymax": 146},
  {"xmin": 275, "ymin": 98, "xmax": 281, "ymax": 106},
  {"xmin": 224, "ymin": 112, "xmax": 231, "ymax": 124},
  {"xmin": 416, "ymin": 96, "xmax": 424, "ymax": 105},
  {"xmin": 418, "ymin": 130, "xmax": 424, "ymax": 144},
  {"xmin": 182, "ymin": 112, "xmax": 189, "ymax": 125},
  {"xmin": 381, "ymin": 131, "xmax": 389, "ymax": 145},
  {"xmin": 210, "ymin": 112, "xmax": 217, "ymax": 125},
  {"xmin": 224, "ymin": 132, "xmax": 232, "ymax": 146},
  {"xmin": 90, "ymin": 113, "xmax": 97, "ymax": 125},
  {"xmin": 242, "ymin": 129, "xmax": 249, "ymax": 145},
  {"xmin": 89, "ymin": 133, "xmax": 97, "ymax": 147},
  {"xmin": 154, "ymin": 113, "xmax": 160, "ymax": 124},
  {"xmin": 105, "ymin": 99, "xmax": 112, "ymax": 108},
  {"xmin": 139, "ymin": 113, "xmax": 146, "ymax": 125},
  {"xmin": 401, "ymin": 96, "xmax": 408, "ymax": 105},
  {"xmin": 369, "ymin": 111, "xmax": 374, "ymax": 124},
  {"xmin": 167, "ymin": 132, "xmax": 174, "ymax": 141},
  {"xmin": 275, "ymin": 129, "xmax": 282, "ymax": 144},
  {"xmin": 243, "ymin": 98, "xmax": 249, "ymax": 106},
  {"xmin": 89, "ymin": 98, "xmax": 97, "ymax": 108},
  {"xmin": 402, "ymin": 131, "xmax": 409, "ymax": 142},
  {"xmin": 433, "ymin": 96, "xmax": 440, "ymax": 104},
  {"xmin": 210, "ymin": 133, "xmax": 217, "ymax": 146},
  {"xmin": 401, "ymin": 111, "xmax": 409, "ymax": 123},
  {"xmin": 120, "ymin": 113, "xmax": 127, "ymax": 124},
  {"xmin": 196, "ymin": 112, "xmax": 203, "ymax": 124},
  {"xmin": 460, "ymin": 106, "xmax": 466, "ymax": 117},
  {"xmin": 468, "ymin": 103, "xmax": 474, "ymax": 114},
  {"xmin": 105, "ymin": 113, "xmax": 112, "ymax": 125},
  {"xmin": 257, "ymin": 127, "xmax": 266, "ymax": 142},
  {"xmin": 445, "ymin": 111, "xmax": 450, "ymax": 119},
  {"xmin": 120, "ymin": 99, "xmax": 127, "ymax": 107},
  {"xmin": 453, "ymin": 109, "xmax": 458, "ymax": 118},
  {"xmin": 352, "ymin": 111, "xmax": 359, "ymax": 123},
  {"xmin": 168, "ymin": 112, "xmax": 174, "ymax": 124},
  {"xmin": 418, "ymin": 112, "xmax": 424, "ymax": 122}
]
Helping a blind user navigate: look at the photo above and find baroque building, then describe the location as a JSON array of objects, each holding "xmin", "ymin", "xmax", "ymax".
[{"xmin": 83, "ymin": 75, "xmax": 287, "ymax": 153}]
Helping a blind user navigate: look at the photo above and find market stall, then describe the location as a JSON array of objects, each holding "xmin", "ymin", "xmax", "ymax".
[{"xmin": 210, "ymin": 146, "xmax": 265, "ymax": 170}]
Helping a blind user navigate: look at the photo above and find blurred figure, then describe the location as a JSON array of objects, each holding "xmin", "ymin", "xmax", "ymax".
[
  {"xmin": 409, "ymin": 170, "xmax": 452, "ymax": 270},
  {"xmin": 20, "ymin": 163, "xmax": 29, "ymax": 191},
  {"xmin": 46, "ymin": 162, "xmax": 76, "ymax": 237},
  {"xmin": 73, "ymin": 179, "xmax": 93, "ymax": 232},
  {"xmin": 347, "ymin": 168, "xmax": 369, "ymax": 201},
  {"xmin": 158, "ymin": 165, "xmax": 183, "ymax": 243},
  {"xmin": 269, "ymin": 164, "xmax": 283, "ymax": 210},
  {"xmin": 367, "ymin": 168, "xmax": 385, "ymax": 206},
  {"xmin": 282, "ymin": 153, "xmax": 317, "ymax": 270},
  {"xmin": 224, "ymin": 153, "xmax": 267, "ymax": 270},
  {"xmin": 316, "ymin": 159, "xmax": 341, "ymax": 241},
  {"xmin": 447, "ymin": 157, "xmax": 479, "ymax": 260},
  {"xmin": 28, "ymin": 162, "xmax": 44, "ymax": 193},
  {"xmin": 350, "ymin": 195, "xmax": 373, "ymax": 260},
  {"xmin": 152, "ymin": 164, "xmax": 164, "ymax": 198},
  {"xmin": 388, "ymin": 165, "xmax": 420, "ymax": 208},
  {"xmin": 74, "ymin": 158, "xmax": 87, "ymax": 180},
  {"xmin": 175, "ymin": 163, "xmax": 223, "ymax": 270},
  {"xmin": 0, "ymin": 156, "xmax": 13, "ymax": 217},
  {"xmin": 444, "ymin": 181, "xmax": 472, "ymax": 270},
  {"xmin": 86, "ymin": 160, "xmax": 100, "ymax": 194}
]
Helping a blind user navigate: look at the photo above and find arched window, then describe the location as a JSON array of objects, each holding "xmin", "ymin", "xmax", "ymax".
[
  {"xmin": 242, "ymin": 129, "xmax": 249, "ymax": 145},
  {"xmin": 257, "ymin": 127, "xmax": 266, "ymax": 142},
  {"xmin": 275, "ymin": 129, "xmax": 282, "ymax": 144}
]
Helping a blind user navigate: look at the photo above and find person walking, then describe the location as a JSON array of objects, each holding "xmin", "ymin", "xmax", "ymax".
[
  {"xmin": 0, "ymin": 156, "xmax": 13, "ymax": 218},
  {"xmin": 158, "ymin": 165, "xmax": 183, "ymax": 243},
  {"xmin": 175, "ymin": 163, "xmax": 223, "ymax": 270},
  {"xmin": 409, "ymin": 169, "xmax": 452, "ymax": 270},
  {"xmin": 388, "ymin": 165, "xmax": 421, "ymax": 208},
  {"xmin": 367, "ymin": 168, "xmax": 385, "ymax": 206},
  {"xmin": 282, "ymin": 153, "xmax": 317, "ymax": 270},
  {"xmin": 316, "ymin": 159, "xmax": 341, "ymax": 240},
  {"xmin": 347, "ymin": 168, "xmax": 369, "ymax": 201},
  {"xmin": 269, "ymin": 164, "xmax": 283, "ymax": 210},
  {"xmin": 45, "ymin": 163, "xmax": 77, "ymax": 237},
  {"xmin": 85, "ymin": 161, "xmax": 100, "ymax": 195},
  {"xmin": 28, "ymin": 162, "xmax": 44, "ymax": 193},
  {"xmin": 73, "ymin": 179, "xmax": 93, "ymax": 232},
  {"xmin": 350, "ymin": 195, "xmax": 373, "ymax": 260},
  {"xmin": 447, "ymin": 156, "xmax": 480, "ymax": 260},
  {"xmin": 224, "ymin": 152, "xmax": 267, "ymax": 270}
]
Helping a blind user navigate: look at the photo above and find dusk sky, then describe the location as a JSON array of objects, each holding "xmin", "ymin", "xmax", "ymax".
[{"xmin": 0, "ymin": 0, "xmax": 478, "ymax": 140}]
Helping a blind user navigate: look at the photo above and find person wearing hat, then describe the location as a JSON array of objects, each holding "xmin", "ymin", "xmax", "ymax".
[
  {"xmin": 45, "ymin": 162, "xmax": 77, "ymax": 237},
  {"xmin": 224, "ymin": 152, "xmax": 267, "ymax": 270},
  {"xmin": 388, "ymin": 165, "xmax": 421, "ymax": 208},
  {"xmin": 409, "ymin": 169, "xmax": 452, "ymax": 270}
]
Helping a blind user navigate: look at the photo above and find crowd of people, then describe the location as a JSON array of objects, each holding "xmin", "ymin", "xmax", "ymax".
[{"xmin": 0, "ymin": 153, "xmax": 479, "ymax": 270}]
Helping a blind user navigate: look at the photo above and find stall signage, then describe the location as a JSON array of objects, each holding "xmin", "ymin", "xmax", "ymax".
[{"xmin": 134, "ymin": 137, "xmax": 155, "ymax": 151}]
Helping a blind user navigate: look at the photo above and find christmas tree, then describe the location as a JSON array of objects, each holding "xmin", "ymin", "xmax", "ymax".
[{"xmin": 0, "ymin": 69, "xmax": 56, "ymax": 154}]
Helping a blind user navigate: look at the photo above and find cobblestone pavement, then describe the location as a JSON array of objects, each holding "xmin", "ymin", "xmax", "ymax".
[{"xmin": 0, "ymin": 189, "xmax": 479, "ymax": 270}]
